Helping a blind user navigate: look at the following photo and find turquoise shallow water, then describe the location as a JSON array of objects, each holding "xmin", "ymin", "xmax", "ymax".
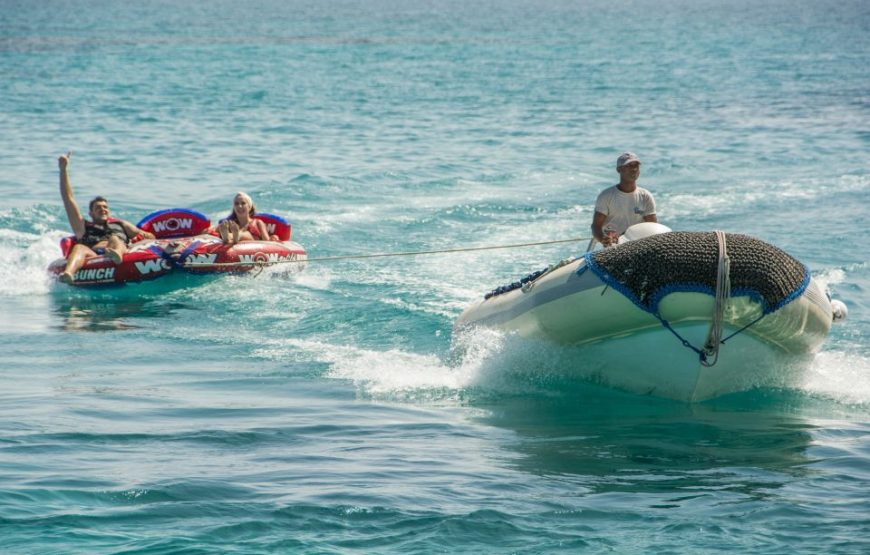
[{"xmin": 1, "ymin": 0, "xmax": 869, "ymax": 553}]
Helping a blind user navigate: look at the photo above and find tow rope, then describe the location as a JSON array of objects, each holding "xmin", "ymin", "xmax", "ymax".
[{"xmin": 180, "ymin": 236, "xmax": 591, "ymax": 269}]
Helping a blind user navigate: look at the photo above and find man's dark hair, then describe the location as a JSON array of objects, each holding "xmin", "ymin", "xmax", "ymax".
[{"xmin": 89, "ymin": 196, "xmax": 108, "ymax": 211}]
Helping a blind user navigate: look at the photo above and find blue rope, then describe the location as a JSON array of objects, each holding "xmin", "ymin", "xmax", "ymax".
[
  {"xmin": 176, "ymin": 240, "xmax": 202, "ymax": 267},
  {"xmin": 653, "ymin": 308, "xmax": 769, "ymax": 361},
  {"xmin": 148, "ymin": 244, "xmax": 168, "ymax": 261},
  {"xmin": 655, "ymin": 313, "xmax": 708, "ymax": 363},
  {"xmin": 720, "ymin": 313, "xmax": 766, "ymax": 344},
  {"xmin": 148, "ymin": 240, "xmax": 202, "ymax": 268}
]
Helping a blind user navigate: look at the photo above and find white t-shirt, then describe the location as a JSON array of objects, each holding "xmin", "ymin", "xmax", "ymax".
[{"xmin": 594, "ymin": 185, "xmax": 656, "ymax": 235}]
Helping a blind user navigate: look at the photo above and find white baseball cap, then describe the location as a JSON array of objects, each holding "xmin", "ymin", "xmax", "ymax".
[{"xmin": 616, "ymin": 152, "xmax": 641, "ymax": 169}]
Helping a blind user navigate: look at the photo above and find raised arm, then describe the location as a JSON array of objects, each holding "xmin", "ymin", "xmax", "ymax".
[{"xmin": 58, "ymin": 154, "xmax": 86, "ymax": 238}]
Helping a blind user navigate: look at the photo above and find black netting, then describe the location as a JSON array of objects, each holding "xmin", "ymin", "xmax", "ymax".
[{"xmin": 586, "ymin": 232, "xmax": 808, "ymax": 313}]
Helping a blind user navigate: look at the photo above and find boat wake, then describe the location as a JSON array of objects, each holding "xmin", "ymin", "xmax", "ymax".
[{"xmin": 311, "ymin": 324, "xmax": 870, "ymax": 407}]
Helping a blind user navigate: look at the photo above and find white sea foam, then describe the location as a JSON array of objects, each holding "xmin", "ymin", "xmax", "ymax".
[
  {"xmin": 664, "ymin": 174, "xmax": 869, "ymax": 222},
  {"xmin": 299, "ymin": 315, "xmax": 870, "ymax": 406},
  {"xmin": 0, "ymin": 230, "xmax": 63, "ymax": 296},
  {"xmin": 281, "ymin": 337, "xmax": 479, "ymax": 400},
  {"xmin": 243, "ymin": 325, "xmax": 515, "ymax": 403},
  {"xmin": 293, "ymin": 268, "xmax": 334, "ymax": 290},
  {"xmin": 803, "ymin": 351, "xmax": 870, "ymax": 406},
  {"xmin": 813, "ymin": 266, "xmax": 847, "ymax": 294}
]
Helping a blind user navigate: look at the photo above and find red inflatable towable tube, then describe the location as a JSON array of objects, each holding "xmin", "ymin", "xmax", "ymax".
[{"xmin": 48, "ymin": 208, "xmax": 306, "ymax": 287}]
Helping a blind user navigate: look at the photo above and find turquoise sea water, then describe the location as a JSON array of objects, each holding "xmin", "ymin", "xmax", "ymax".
[{"xmin": 1, "ymin": 0, "xmax": 868, "ymax": 552}]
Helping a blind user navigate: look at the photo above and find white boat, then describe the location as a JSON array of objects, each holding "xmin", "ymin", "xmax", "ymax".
[{"xmin": 456, "ymin": 223, "xmax": 847, "ymax": 401}]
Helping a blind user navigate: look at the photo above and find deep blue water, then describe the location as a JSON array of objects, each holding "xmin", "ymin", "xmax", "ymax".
[{"xmin": 1, "ymin": 0, "xmax": 868, "ymax": 553}]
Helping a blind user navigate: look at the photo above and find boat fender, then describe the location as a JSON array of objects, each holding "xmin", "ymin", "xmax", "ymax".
[
  {"xmin": 621, "ymin": 222, "xmax": 673, "ymax": 243},
  {"xmin": 831, "ymin": 299, "xmax": 848, "ymax": 322}
]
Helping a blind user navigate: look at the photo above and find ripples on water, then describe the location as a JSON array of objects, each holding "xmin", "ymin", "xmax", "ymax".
[{"xmin": 1, "ymin": 0, "xmax": 868, "ymax": 553}]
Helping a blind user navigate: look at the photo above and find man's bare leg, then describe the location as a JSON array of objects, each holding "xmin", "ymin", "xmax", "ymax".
[
  {"xmin": 60, "ymin": 244, "xmax": 98, "ymax": 283},
  {"xmin": 104, "ymin": 235, "xmax": 128, "ymax": 264}
]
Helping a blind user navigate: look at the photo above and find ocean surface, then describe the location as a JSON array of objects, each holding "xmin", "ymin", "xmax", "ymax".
[{"xmin": 1, "ymin": 0, "xmax": 868, "ymax": 552}]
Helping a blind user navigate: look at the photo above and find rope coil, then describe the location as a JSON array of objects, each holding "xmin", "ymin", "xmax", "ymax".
[{"xmin": 701, "ymin": 230, "xmax": 731, "ymax": 367}]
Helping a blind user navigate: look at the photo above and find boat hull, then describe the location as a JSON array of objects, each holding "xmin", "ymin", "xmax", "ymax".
[{"xmin": 457, "ymin": 243, "xmax": 834, "ymax": 401}]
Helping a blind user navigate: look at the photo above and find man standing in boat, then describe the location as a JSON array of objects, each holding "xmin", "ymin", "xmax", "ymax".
[
  {"xmin": 590, "ymin": 152, "xmax": 657, "ymax": 247},
  {"xmin": 57, "ymin": 153, "xmax": 154, "ymax": 283}
]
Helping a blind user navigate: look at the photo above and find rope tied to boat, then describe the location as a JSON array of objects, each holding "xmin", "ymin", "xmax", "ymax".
[
  {"xmin": 652, "ymin": 232, "xmax": 751, "ymax": 366},
  {"xmin": 701, "ymin": 230, "xmax": 731, "ymax": 367}
]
